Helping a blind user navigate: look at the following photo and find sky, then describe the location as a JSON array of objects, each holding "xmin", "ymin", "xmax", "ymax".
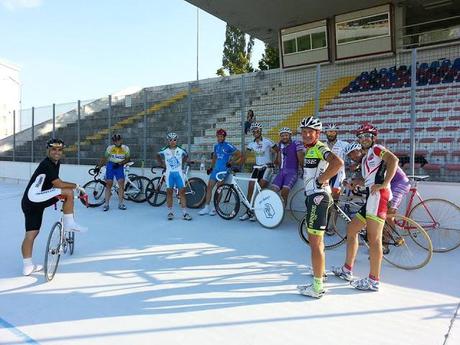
[{"xmin": 0, "ymin": 0, "xmax": 265, "ymax": 108}]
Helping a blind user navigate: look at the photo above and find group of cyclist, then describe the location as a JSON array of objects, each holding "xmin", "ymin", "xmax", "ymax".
[{"xmin": 20, "ymin": 115, "xmax": 412, "ymax": 301}]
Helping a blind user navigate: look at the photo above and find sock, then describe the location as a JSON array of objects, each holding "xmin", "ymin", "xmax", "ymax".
[
  {"xmin": 168, "ymin": 207, "xmax": 173, "ymax": 212},
  {"xmin": 23, "ymin": 258, "xmax": 33, "ymax": 266},
  {"xmin": 369, "ymin": 274, "xmax": 379, "ymax": 282},
  {"xmin": 63, "ymin": 214, "xmax": 74, "ymax": 227},
  {"xmin": 313, "ymin": 276, "xmax": 323, "ymax": 292},
  {"xmin": 182, "ymin": 208, "xmax": 187, "ymax": 215},
  {"xmin": 344, "ymin": 263, "xmax": 352, "ymax": 272}
]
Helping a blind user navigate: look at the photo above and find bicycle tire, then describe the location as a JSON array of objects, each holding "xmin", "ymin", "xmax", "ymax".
[
  {"xmin": 127, "ymin": 176, "xmax": 150, "ymax": 203},
  {"xmin": 214, "ymin": 184, "xmax": 240, "ymax": 220},
  {"xmin": 145, "ymin": 177, "xmax": 167, "ymax": 207},
  {"xmin": 44, "ymin": 222, "xmax": 62, "ymax": 282},
  {"xmin": 82, "ymin": 180, "xmax": 106, "ymax": 207},
  {"xmin": 289, "ymin": 188, "xmax": 305, "ymax": 223},
  {"xmin": 408, "ymin": 198, "xmax": 460, "ymax": 252},
  {"xmin": 185, "ymin": 177, "xmax": 207, "ymax": 209},
  {"xmin": 382, "ymin": 214, "xmax": 432, "ymax": 270}
]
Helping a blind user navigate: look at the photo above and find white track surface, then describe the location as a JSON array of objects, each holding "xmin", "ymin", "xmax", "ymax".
[{"xmin": 0, "ymin": 181, "xmax": 459, "ymax": 345}]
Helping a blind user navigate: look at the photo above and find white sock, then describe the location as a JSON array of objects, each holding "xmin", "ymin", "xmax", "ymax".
[
  {"xmin": 182, "ymin": 208, "xmax": 187, "ymax": 215},
  {"xmin": 23, "ymin": 258, "xmax": 34, "ymax": 276},
  {"xmin": 63, "ymin": 214, "xmax": 74, "ymax": 227}
]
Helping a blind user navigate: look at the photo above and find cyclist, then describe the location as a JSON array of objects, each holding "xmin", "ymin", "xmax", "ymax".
[
  {"xmin": 157, "ymin": 132, "xmax": 192, "ymax": 221},
  {"xmin": 271, "ymin": 127, "xmax": 304, "ymax": 205},
  {"xmin": 96, "ymin": 134, "xmax": 130, "ymax": 211},
  {"xmin": 199, "ymin": 129, "xmax": 242, "ymax": 216},
  {"xmin": 21, "ymin": 138, "xmax": 87, "ymax": 276},
  {"xmin": 296, "ymin": 117, "xmax": 344, "ymax": 298},
  {"xmin": 240, "ymin": 122, "xmax": 278, "ymax": 221},
  {"xmin": 332, "ymin": 124, "xmax": 399, "ymax": 292},
  {"xmin": 324, "ymin": 124, "xmax": 348, "ymax": 201}
]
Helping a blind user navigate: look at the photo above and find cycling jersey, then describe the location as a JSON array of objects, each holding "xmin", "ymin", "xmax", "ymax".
[
  {"xmin": 327, "ymin": 139, "xmax": 348, "ymax": 190},
  {"xmin": 213, "ymin": 141, "xmax": 237, "ymax": 171},
  {"xmin": 247, "ymin": 137, "xmax": 276, "ymax": 166},
  {"xmin": 279, "ymin": 140, "xmax": 304, "ymax": 170},
  {"xmin": 390, "ymin": 167, "xmax": 410, "ymax": 209},
  {"xmin": 105, "ymin": 145, "xmax": 130, "ymax": 163},
  {"xmin": 303, "ymin": 140, "xmax": 332, "ymax": 196},
  {"xmin": 159, "ymin": 146, "xmax": 188, "ymax": 173}
]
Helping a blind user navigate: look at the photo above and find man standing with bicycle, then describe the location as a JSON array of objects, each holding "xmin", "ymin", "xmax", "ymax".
[
  {"xmin": 240, "ymin": 122, "xmax": 278, "ymax": 221},
  {"xmin": 97, "ymin": 134, "xmax": 130, "ymax": 211},
  {"xmin": 198, "ymin": 129, "xmax": 242, "ymax": 216},
  {"xmin": 296, "ymin": 117, "xmax": 343, "ymax": 298},
  {"xmin": 271, "ymin": 127, "xmax": 304, "ymax": 206},
  {"xmin": 332, "ymin": 124, "xmax": 399, "ymax": 291},
  {"xmin": 157, "ymin": 132, "xmax": 192, "ymax": 221},
  {"xmin": 21, "ymin": 138, "xmax": 87, "ymax": 276}
]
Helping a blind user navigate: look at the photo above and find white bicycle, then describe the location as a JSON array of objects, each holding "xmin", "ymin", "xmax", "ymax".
[{"xmin": 213, "ymin": 166, "xmax": 285, "ymax": 229}]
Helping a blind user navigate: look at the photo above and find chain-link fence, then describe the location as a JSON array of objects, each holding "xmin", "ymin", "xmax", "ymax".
[{"xmin": 0, "ymin": 44, "xmax": 459, "ymax": 182}]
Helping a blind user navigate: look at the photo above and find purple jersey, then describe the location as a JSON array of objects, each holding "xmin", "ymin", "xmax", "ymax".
[
  {"xmin": 389, "ymin": 167, "xmax": 410, "ymax": 209},
  {"xmin": 391, "ymin": 167, "xmax": 410, "ymax": 187},
  {"xmin": 279, "ymin": 140, "xmax": 304, "ymax": 170}
]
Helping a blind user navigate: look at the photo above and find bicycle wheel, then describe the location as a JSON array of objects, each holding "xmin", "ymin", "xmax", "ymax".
[
  {"xmin": 126, "ymin": 176, "xmax": 150, "ymax": 203},
  {"xmin": 67, "ymin": 231, "xmax": 75, "ymax": 255},
  {"xmin": 382, "ymin": 214, "xmax": 432, "ymax": 270},
  {"xmin": 289, "ymin": 188, "xmax": 305, "ymax": 222},
  {"xmin": 44, "ymin": 222, "xmax": 63, "ymax": 282},
  {"xmin": 408, "ymin": 198, "xmax": 460, "ymax": 252},
  {"xmin": 82, "ymin": 180, "xmax": 106, "ymax": 207},
  {"xmin": 253, "ymin": 189, "xmax": 284, "ymax": 228},
  {"xmin": 185, "ymin": 177, "xmax": 207, "ymax": 209},
  {"xmin": 214, "ymin": 184, "xmax": 240, "ymax": 220},
  {"xmin": 145, "ymin": 177, "xmax": 167, "ymax": 207},
  {"xmin": 298, "ymin": 204, "xmax": 349, "ymax": 250}
]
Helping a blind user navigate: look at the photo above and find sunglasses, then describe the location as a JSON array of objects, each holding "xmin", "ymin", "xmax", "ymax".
[
  {"xmin": 357, "ymin": 133, "xmax": 374, "ymax": 139},
  {"xmin": 50, "ymin": 147, "xmax": 63, "ymax": 152},
  {"xmin": 168, "ymin": 139, "xmax": 177, "ymax": 142}
]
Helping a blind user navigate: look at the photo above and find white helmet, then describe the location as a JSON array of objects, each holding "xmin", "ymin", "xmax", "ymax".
[
  {"xmin": 299, "ymin": 117, "xmax": 322, "ymax": 131},
  {"xmin": 167, "ymin": 132, "xmax": 178, "ymax": 141},
  {"xmin": 279, "ymin": 127, "xmax": 292, "ymax": 135},
  {"xmin": 250, "ymin": 122, "xmax": 262, "ymax": 131},
  {"xmin": 344, "ymin": 142, "xmax": 362, "ymax": 155},
  {"xmin": 325, "ymin": 123, "xmax": 339, "ymax": 131}
]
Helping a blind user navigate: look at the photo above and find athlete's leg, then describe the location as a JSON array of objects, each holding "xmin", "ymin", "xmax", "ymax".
[
  {"xmin": 366, "ymin": 218, "xmax": 384, "ymax": 279},
  {"xmin": 117, "ymin": 179, "xmax": 125, "ymax": 204},
  {"xmin": 166, "ymin": 188, "xmax": 174, "ymax": 208},
  {"xmin": 280, "ymin": 187, "xmax": 290, "ymax": 206},
  {"xmin": 61, "ymin": 188, "xmax": 74, "ymax": 214},
  {"xmin": 345, "ymin": 217, "xmax": 365, "ymax": 268},
  {"xmin": 22, "ymin": 230, "xmax": 39, "ymax": 259},
  {"xmin": 105, "ymin": 179, "xmax": 113, "ymax": 205}
]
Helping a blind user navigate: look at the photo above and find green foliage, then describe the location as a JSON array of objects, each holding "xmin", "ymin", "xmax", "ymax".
[
  {"xmin": 218, "ymin": 24, "xmax": 255, "ymax": 75},
  {"xmin": 258, "ymin": 43, "xmax": 280, "ymax": 70}
]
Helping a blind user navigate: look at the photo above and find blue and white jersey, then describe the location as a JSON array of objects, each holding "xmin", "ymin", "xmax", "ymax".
[
  {"xmin": 159, "ymin": 146, "xmax": 188, "ymax": 173},
  {"xmin": 213, "ymin": 141, "xmax": 237, "ymax": 170}
]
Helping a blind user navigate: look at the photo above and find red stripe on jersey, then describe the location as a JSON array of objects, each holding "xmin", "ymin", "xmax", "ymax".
[{"xmin": 377, "ymin": 188, "xmax": 390, "ymax": 219}]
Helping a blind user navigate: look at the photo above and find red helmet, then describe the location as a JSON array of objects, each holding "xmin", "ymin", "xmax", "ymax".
[
  {"xmin": 356, "ymin": 123, "xmax": 378, "ymax": 137},
  {"xmin": 216, "ymin": 128, "xmax": 227, "ymax": 137}
]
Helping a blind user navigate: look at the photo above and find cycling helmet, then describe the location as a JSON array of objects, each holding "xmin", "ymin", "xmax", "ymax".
[
  {"xmin": 279, "ymin": 127, "xmax": 292, "ymax": 135},
  {"xmin": 46, "ymin": 138, "xmax": 65, "ymax": 149},
  {"xmin": 344, "ymin": 142, "xmax": 362, "ymax": 155},
  {"xmin": 325, "ymin": 123, "xmax": 339, "ymax": 131},
  {"xmin": 216, "ymin": 128, "xmax": 227, "ymax": 137},
  {"xmin": 111, "ymin": 134, "xmax": 122, "ymax": 141},
  {"xmin": 299, "ymin": 117, "xmax": 322, "ymax": 131},
  {"xmin": 167, "ymin": 132, "xmax": 178, "ymax": 141},
  {"xmin": 356, "ymin": 123, "xmax": 378, "ymax": 137},
  {"xmin": 250, "ymin": 122, "xmax": 263, "ymax": 131}
]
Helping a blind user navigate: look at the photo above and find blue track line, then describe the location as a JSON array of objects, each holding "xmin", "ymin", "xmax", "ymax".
[{"xmin": 0, "ymin": 317, "xmax": 39, "ymax": 345}]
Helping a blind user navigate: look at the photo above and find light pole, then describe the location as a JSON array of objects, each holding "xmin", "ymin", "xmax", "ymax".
[{"xmin": 196, "ymin": 7, "xmax": 199, "ymax": 81}]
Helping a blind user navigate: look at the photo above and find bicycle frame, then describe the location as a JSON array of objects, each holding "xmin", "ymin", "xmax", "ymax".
[
  {"xmin": 402, "ymin": 180, "xmax": 437, "ymax": 228},
  {"xmin": 225, "ymin": 174, "xmax": 262, "ymax": 211}
]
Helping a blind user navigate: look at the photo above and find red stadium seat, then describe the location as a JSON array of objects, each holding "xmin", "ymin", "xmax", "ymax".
[
  {"xmin": 446, "ymin": 164, "xmax": 460, "ymax": 171},
  {"xmin": 385, "ymin": 138, "xmax": 400, "ymax": 144},
  {"xmin": 418, "ymin": 117, "xmax": 429, "ymax": 122},
  {"xmin": 437, "ymin": 107, "xmax": 452, "ymax": 112},
  {"xmin": 401, "ymin": 118, "xmax": 411, "ymax": 123},
  {"xmin": 394, "ymin": 128, "xmax": 408, "ymax": 132},
  {"xmin": 379, "ymin": 128, "xmax": 391, "ymax": 133},
  {"xmin": 438, "ymin": 137, "xmax": 454, "ymax": 143},
  {"xmin": 422, "ymin": 164, "xmax": 441, "ymax": 171},
  {"xmin": 386, "ymin": 119, "xmax": 398, "ymax": 123},
  {"xmin": 419, "ymin": 138, "xmax": 435, "ymax": 143},
  {"xmin": 454, "ymin": 151, "xmax": 460, "ymax": 157},
  {"xmin": 415, "ymin": 150, "xmax": 428, "ymax": 156},
  {"xmin": 448, "ymin": 116, "xmax": 460, "ymax": 121},
  {"xmin": 431, "ymin": 117, "xmax": 445, "ymax": 122},
  {"xmin": 431, "ymin": 150, "xmax": 448, "ymax": 156},
  {"xmin": 426, "ymin": 127, "xmax": 441, "ymax": 132},
  {"xmin": 445, "ymin": 126, "xmax": 459, "ymax": 131}
]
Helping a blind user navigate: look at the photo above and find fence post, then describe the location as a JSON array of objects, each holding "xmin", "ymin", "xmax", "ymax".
[
  {"xmin": 240, "ymin": 75, "xmax": 246, "ymax": 154},
  {"xmin": 31, "ymin": 107, "xmax": 34, "ymax": 162},
  {"xmin": 409, "ymin": 48, "xmax": 417, "ymax": 177},
  {"xmin": 143, "ymin": 89, "xmax": 148, "ymax": 167},
  {"xmin": 13, "ymin": 110, "xmax": 16, "ymax": 161},
  {"xmin": 108, "ymin": 95, "xmax": 112, "ymax": 145},
  {"xmin": 77, "ymin": 100, "xmax": 81, "ymax": 165},
  {"xmin": 315, "ymin": 64, "xmax": 321, "ymax": 117},
  {"xmin": 187, "ymin": 83, "xmax": 192, "ymax": 154},
  {"xmin": 52, "ymin": 103, "xmax": 56, "ymax": 139}
]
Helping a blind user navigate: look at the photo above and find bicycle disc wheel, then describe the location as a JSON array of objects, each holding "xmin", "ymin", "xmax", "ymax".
[
  {"xmin": 253, "ymin": 189, "xmax": 284, "ymax": 228},
  {"xmin": 382, "ymin": 214, "xmax": 433, "ymax": 270},
  {"xmin": 82, "ymin": 180, "xmax": 106, "ymax": 207},
  {"xmin": 127, "ymin": 176, "xmax": 150, "ymax": 203},
  {"xmin": 145, "ymin": 177, "xmax": 167, "ymax": 207},
  {"xmin": 214, "ymin": 184, "xmax": 240, "ymax": 220},
  {"xmin": 289, "ymin": 188, "xmax": 305, "ymax": 222},
  {"xmin": 409, "ymin": 198, "xmax": 460, "ymax": 252},
  {"xmin": 44, "ymin": 222, "xmax": 62, "ymax": 282},
  {"xmin": 185, "ymin": 177, "xmax": 207, "ymax": 209}
]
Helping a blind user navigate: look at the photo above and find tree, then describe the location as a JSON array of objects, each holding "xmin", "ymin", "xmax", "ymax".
[
  {"xmin": 258, "ymin": 43, "xmax": 280, "ymax": 70},
  {"xmin": 217, "ymin": 24, "xmax": 255, "ymax": 76}
]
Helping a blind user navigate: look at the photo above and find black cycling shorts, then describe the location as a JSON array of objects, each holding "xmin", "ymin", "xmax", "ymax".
[
  {"xmin": 305, "ymin": 192, "xmax": 332, "ymax": 236},
  {"xmin": 250, "ymin": 166, "xmax": 273, "ymax": 182},
  {"xmin": 21, "ymin": 198, "xmax": 57, "ymax": 232}
]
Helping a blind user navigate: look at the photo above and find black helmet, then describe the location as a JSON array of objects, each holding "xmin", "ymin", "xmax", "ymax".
[
  {"xmin": 46, "ymin": 138, "xmax": 65, "ymax": 149},
  {"xmin": 111, "ymin": 134, "xmax": 122, "ymax": 142}
]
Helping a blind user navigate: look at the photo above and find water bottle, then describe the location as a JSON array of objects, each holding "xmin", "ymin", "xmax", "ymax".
[{"xmin": 200, "ymin": 155, "xmax": 205, "ymax": 172}]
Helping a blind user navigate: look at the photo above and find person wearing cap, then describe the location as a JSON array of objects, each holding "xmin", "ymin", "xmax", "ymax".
[
  {"xmin": 324, "ymin": 123, "xmax": 349, "ymax": 201},
  {"xmin": 20, "ymin": 138, "xmax": 88, "ymax": 276},
  {"xmin": 96, "ymin": 134, "xmax": 131, "ymax": 211},
  {"xmin": 199, "ymin": 128, "xmax": 242, "ymax": 216},
  {"xmin": 271, "ymin": 127, "xmax": 304, "ymax": 205}
]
